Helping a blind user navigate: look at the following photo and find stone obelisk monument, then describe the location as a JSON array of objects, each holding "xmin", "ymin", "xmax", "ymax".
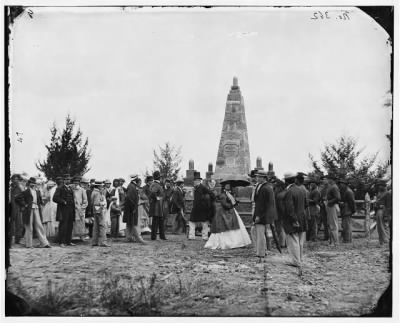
[{"xmin": 214, "ymin": 77, "xmax": 251, "ymax": 181}]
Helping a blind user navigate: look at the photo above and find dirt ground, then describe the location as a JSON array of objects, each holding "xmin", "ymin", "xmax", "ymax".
[{"xmin": 6, "ymin": 231, "xmax": 391, "ymax": 317}]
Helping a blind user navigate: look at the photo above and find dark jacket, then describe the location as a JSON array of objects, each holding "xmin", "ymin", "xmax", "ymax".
[
  {"xmin": 253, "ymin": 182, "xmax": 277, "ymax": 225},
  {"xmin": 171, "ymin": 187, "xmax": 185, "ymax": 214},
  {"xmin": 10, "ymin": 183, "xmax": 23, "ymax": 223},
  {"xmin": 85, "ymin": 189, "xmax": 93, "ymax": 218},
  {"xmin": 340, "ymin": 187, "xmax": 356, "ymax": 217},
  {"xmin": 275, "ymin": 189, "xmax": 287, "ymax": 221},
  {"xmin": 53, "ymin": 185, "xmax": 75, "ymax": 222},
  {"xmin": 15, "ymin": 188, "xmax": 43, "ymax": 225},
  {"xmin": 124, "ymin": 182, "xmax": 139, "ymax": 225},
  {"xmin": 211, "ymin": 191, "xmax": 240, "ymax": 233},
  {"xmin": 149, "ymin": 181, "xmax": 164, "ymax": 218},
  {"xmin": 190, "ymin": 183, "xmax": 213, "ymax": 222},
  {"xmin": 282, "ymin": 184, "xmax": 307, "ymax": 234},
  {"xmin": 375, "ymin": 189, "xmax": 392, "ymax": 219},
  {"xmin": 163, "ymin": 186, "xmax": 174, "ymax": 215}
]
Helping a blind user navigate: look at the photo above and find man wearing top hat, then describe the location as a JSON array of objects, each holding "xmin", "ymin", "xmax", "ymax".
[
  {"xmin": 53, "ymin": 174, "xmax": 76, "ymax": 247},
  {"xmin": 150, "ymin": 171, "xmax": 167, "ymax": 240},
  {"xmin": 252, "ymin": 170, "xmax": 277, "ymax": 261},
  {"xmin": 124, "ymin": 175, "xmax": 145, "ymax": 243},
  {"xmin": 15, "ymin": 177, "xmax": 51, "ymax": 248},
  {"xmin": 374, "ymin": 179, "xmax": 392, "ymax": 245},
  {"xmin": 282, "ymin": 172, "xmax": 308, "ymax": 274},
  {"xmin": 338, "ymin": 178, "xmax": 355, "ymax": 243},
  {"xmin": 188, "ymin": 171, "xmax": 213, "ymax": 241},
  {"xmin": 325, "ymin": 173, "xmax": 341, "ymax": 247}
]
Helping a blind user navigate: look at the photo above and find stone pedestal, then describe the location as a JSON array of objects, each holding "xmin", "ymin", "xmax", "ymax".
[{"xmin": 184, "ymin": 159, "xmax": 196, "ymax": 186}]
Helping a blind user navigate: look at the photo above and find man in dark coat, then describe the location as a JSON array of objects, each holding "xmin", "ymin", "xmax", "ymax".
[
  {"xmin": 282, "ymin": 172, "xmax": 308, "ymax": 274},
  {"xmin": 15, "ymin": 177, "xmax": 51, "ymax": 248},
  {"xmin": 252, "ymin": 170, "xmax": 277, "ymax": 261},
  {"xmin": 9, "ymin": 174, "xmax": 25, "ymax": 245},
  {"xmin": 170, "ymin": 177, "xmax": 186, "ymax": 234},
  {"xmin": 339, "ymin": 178, "xmax": 356, "ymax": 243},
  {"xmin": 53, "ymin": 174, "xmax": 75, "ymax": 247},
  {"xmin": 124, "ymin": 175, "xmax": 145, "ymax": 243},
  {"xmin": 143, "ymin": 176, "xmax": 153, "ymax": 199},
  {"xmin": 80, "ymin": 177, "xmax": 92, "ymax": 239},
  {"xmin": 274, "ymin": 180, "xmax": 287, "ymax": 248},
  {"xmin": 189, "ymin": 172, "xmax": 213, "ymax": 241},
  {"xmin": 150, "ymin": 171, "xmax": 167, "ymax": 240}
]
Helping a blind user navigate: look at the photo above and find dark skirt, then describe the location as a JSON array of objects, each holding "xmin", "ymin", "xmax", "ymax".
[{"xmin": 210, "ymin": 204, "xmax": 240, "ymax": 234}]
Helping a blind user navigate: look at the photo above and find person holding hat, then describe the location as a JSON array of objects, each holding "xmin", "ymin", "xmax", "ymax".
[
  {"xmin": 251, "ymin": 170, "xmax": 277, "ymax": 261},
  {"xmin": 71, "ymin": 176, "xmax": 88, "ymax": 241},
  {"xmin": 170, "ymin": 177, "xmax": 187, "ymax": 234},
  {"xmin": 53, "ymin": 174, "xmax": 76, "ymax": 247},
  {"xmin": 188, "ymin": 172, "xmax": 213, "ymax": 241},
  {"xmin": 124, "ymin": 175, "xmax": 146, "ymax": 243},
  {"xmin": 307, "ymin": 178, "xmax": 321, "ymax": 242},
  {"xmin": 149, "ymin": 171, "xmax": 167, "ymax": 240},
  {"xmin": 374, "ymin": 179, "xmax": 392, "ymax": 245},
  {"xmin": 9, "ymin": 173, "xmax": 25, "ymax": 245},
  {"xmin": 281, "ymin": 172, "xmax": 308, "ymax": 274},
  {"xmin": 41, "ymin": 180, "xmax": 58, "ymax": 238},
  {"xmin": 15, "ymin": 177, "xmax": 51, "ymax": 248},
  {"xmin": 90, "ymin": 181, "xmax": 109, "ymax": 247},
  {"xmin": 325, "ymin": 173, "xmax": 341, "ymax": 247},
  {"xmin": 338, "ymin": 178, "xmax": 355, "ymax": 243}
]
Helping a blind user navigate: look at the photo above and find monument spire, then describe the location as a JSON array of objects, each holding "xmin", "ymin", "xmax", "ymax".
[{"xmin": 214, "ymin": 77, "xmax": 251, "ymax": 181}]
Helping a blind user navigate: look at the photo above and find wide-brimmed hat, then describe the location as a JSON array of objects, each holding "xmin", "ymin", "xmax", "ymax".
[
  {"xmin": 284, "ymin": 172, "xmax": 297, "ymax": 180},
  {"xmin": 145, "ymin": 175, "xmax": 154, "ymax": 183},
  {"xmin": 130, "ymin": 174, "xmax": 139, "ymax": 182},
  {"xmin": 193, "ymin": 171, "xmax": 202, "ymax": 180},
  {"xmin": 175, "ymin": 177, "xmax": 184, "ymax": 184},
  {"xmin": 81, "ymin": 177, "xmax": 90, "ymax": 184},
  {"xmin": 46, "ymin": 180, "xmax": 56, "ymax": 187},
  {"xmin": 164, "ymin": 178, "xmax": 171, "ymax": 183},
  {"xmin": 104, "ymin": 179, "xmax": 112, "ymax": 184},
  {"xmin": 337, "ymin": 178, "xmax": 348, "ymax": 185},
  {"xmin": 28, "ymin": 177, "xmax": 37, "ymax": 184},
  {"xmin": 21, "ymin": 172, "xmax": 29, "ymax": 181},
  {"xmin": 307, "ymin": 177, "xmax": 320, "ymax": 185},
  {"xmin": 94, "ymin": 181, "xmax": 104, "ymax": 186}
]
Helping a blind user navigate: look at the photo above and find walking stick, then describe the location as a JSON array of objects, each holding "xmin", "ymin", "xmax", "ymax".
[{"xmin": 270, "ymin": 224, "xmax": 282, "ymax": 254}]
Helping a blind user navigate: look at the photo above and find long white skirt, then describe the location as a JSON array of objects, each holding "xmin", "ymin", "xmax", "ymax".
[{"xmin": 204, "ymin": 209, "xmax": 252, "ymax": 250}]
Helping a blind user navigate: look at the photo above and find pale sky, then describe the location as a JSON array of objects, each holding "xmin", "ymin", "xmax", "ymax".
[{"xmin": 9, "ymin": 6, "xmax": 392, "ymax": 181}]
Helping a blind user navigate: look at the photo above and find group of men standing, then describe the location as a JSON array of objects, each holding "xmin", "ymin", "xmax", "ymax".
[{"xmin": 251, "ymin": 170, "xmax": 392, "ymax": 275}]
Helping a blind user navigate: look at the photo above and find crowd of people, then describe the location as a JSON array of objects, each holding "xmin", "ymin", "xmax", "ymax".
[{"xmin": 7, "ymin": 167, "xmax": 392, "ymax": 276}]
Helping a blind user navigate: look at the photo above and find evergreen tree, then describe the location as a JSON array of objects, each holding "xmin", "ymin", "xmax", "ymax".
[
  {"xmin": 36, "ymin": 115, "xmax": 91, "ymax": 179},
  {"xmin": 153, "ymin": 142, "xmax": 182, "ymax": 182},
  {"xmin": 309, "ymin": 135, "xmax": 388, "ymax": 185}
]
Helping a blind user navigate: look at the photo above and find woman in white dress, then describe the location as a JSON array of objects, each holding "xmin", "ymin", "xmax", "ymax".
[
  {"xmin": 205, "ymin": 183, "xmax": 251, "ymax": 250},
  {"xmin": 42, "ymin": 180, "xmax": 57, "ymax": 238}
]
